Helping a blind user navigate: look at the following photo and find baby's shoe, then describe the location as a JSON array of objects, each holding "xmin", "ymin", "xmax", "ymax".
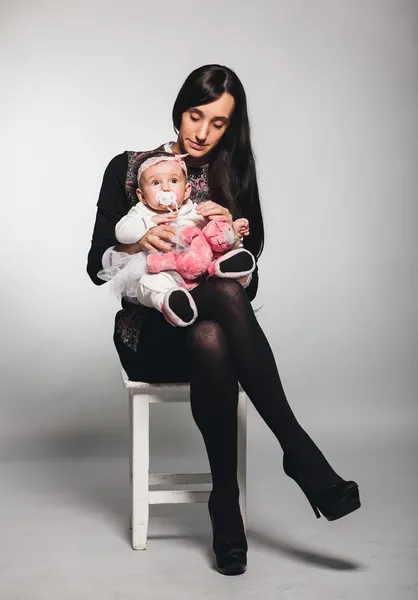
[
  {"xmin": 162, "ymin": 288, "xmax": 198, "ymax": 327},
  {"xmin": 207, "ymin": 248, "xmax": 255, "ymax": 279}
]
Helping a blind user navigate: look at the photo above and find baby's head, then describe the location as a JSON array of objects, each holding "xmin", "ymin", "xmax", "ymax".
[{"xmin": 136, "ymin": 151, "xmax": 191, "ymax": 212}]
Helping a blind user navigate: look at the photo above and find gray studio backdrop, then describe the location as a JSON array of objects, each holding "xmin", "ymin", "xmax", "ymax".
[{"xmin": 0, "ymin": 0, "xmax": 416, "ymax": 467}]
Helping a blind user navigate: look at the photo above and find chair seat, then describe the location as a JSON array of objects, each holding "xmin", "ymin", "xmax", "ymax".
[{"xmin": 121, "ymin": 369, "xmax": 191, "ymax": 403}]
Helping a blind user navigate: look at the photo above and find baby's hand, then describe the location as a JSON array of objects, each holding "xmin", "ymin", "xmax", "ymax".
[
  {"xmin": 152, "ymin": 212, "xmax": 177, "ymax": 226},
  {"xmin": 233, "ymin": 218, "xmax": 250, "ymax": 237}
]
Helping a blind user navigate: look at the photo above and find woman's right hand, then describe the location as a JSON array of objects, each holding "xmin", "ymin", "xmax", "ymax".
[
  {"xmin": 115, "ymin": 225, "xmax": 176, "ymax": 255},
  {"xmin": 137, "ymin": 224, "xmax": 176, "ymax": 253}
]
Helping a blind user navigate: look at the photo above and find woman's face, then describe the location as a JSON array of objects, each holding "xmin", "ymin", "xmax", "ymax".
[{"xmin": 176, "ymin": 92, "xmax": 235, "ymax": 164}]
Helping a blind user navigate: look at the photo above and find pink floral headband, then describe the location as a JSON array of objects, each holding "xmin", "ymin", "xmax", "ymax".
[{"xmin": 137, "ymin": 154, "xmax": 189, "ymax": 185}]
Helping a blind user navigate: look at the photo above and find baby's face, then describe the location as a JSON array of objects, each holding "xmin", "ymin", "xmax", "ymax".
[{"xmin": 136, "ymin": 161, "xmax": 191, "ymax": 211}]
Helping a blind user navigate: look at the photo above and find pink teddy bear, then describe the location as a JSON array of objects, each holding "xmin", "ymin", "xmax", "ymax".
[{"xmin": 147, "ymin": 216, "xmax": 255, "ymax": 290}]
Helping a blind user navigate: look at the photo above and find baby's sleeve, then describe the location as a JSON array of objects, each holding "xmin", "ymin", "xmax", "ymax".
[{"xmin": 115, "ymin": 204, "xmax": 156, "ymax": 244}]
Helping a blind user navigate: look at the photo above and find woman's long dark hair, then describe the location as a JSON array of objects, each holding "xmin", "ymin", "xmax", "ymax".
[{"xmin": 172, "ymin": 64, "xmax": 264, "ymax": 259}]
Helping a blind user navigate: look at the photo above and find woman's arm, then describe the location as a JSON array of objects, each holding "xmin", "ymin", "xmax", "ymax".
[
  {"xmin": 87, "ymin": 153, "xmax": 130, "ymax": 285},
  {"xmin": 242, "ymin": 230, "xmax": 259, "ymax": 301},
  {"xmin": 243, "ymin": 264, "xmax": 258, "ymax": 301}
]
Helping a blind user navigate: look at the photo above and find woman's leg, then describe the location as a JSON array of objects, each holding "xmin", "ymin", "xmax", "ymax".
[
  {"xmin": 114, "ymin": 310, "xmax": 241, "ymax": 495},
  {"xmin": 187, "ymin": 321, "xmax": 240, "ymax": 495},
  {"xmin": 114, "ymin": 308, "xmax": 246, "ymax": 539},
  {"xmin": 187, "ymin": 320, "xmax": 247, "ymax": 572},
  {"xmin": 190, "ymin": 279, "xmax": 341, "ymax": 493}
]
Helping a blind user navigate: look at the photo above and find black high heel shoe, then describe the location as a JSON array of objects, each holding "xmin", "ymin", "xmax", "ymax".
[
  {"xmin": 208, "ymin": 491, "xmax": 247, "ymax": 576},
  {"xmin": 283, "ymin": 457, "xmax": 361, "ymax": 521}
]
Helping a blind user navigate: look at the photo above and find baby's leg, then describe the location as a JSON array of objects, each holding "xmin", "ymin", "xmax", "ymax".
[
  {"xmin": 137, "ymin": 273, "xmax": 178, "ymax": 310},
  {"xmin": 137, "ymin": 273, "xmax": 198, "ymax": 327}
]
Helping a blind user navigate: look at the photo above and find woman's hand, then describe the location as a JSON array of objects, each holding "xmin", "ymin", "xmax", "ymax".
[
  {"xmin": 138, "ymin": 224, "xmax": 177, "ymax": 252},
  {"xmin": 115, "ymin": 224, "xmax": 176, "ymax": 254},
  {"xmin": 151, "ymin": 212, "xmax": 177, "ymax": 226},
  {"xmin": 196, "ymin": 201, "xmax": 233, "ymax": 226}
]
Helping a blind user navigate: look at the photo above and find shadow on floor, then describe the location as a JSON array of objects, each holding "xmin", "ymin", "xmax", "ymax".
[
  {"xmin": 247, "ymin": 528, "xmax": 365, "ymax": 570},
  {"xmin": 1, "ymin": 427, "xmax": 366, "ymax": 572}
]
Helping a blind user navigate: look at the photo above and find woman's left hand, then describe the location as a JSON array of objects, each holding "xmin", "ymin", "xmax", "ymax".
[{"xmin": 196, "ymin": 201, "xmax": 233, "ymax": 226}]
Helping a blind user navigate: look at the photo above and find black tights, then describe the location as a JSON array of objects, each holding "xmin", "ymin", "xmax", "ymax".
[{"xmin": 187, "ymin": 279, "xmax": 340, "ymax": 497}]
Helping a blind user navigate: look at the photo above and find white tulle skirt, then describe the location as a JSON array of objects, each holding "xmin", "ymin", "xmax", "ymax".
[{"xmin": 98, "ymin": 250, "xmax": 187, "ymax": 301}]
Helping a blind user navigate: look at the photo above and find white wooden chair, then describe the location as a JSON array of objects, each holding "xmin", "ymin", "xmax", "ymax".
[{"xmin": 121, "ymin": 368, "xmax": 248, "ymax": 550}]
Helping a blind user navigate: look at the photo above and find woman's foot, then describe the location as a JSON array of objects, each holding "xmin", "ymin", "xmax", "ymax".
[
  {"xmin": 307, "ymin": 479, "xmax": 360, "ymax": 521},
  {"xmin": 283, "ymin": 455, "xmax": 361, "ymax": 521},
  {"xmin": 208, "ymin": 489, "xmax": 247, "ymax": 575},
  {"xmin": 161, "ymin": 288, "xmax": 197, "ymax": 327}
]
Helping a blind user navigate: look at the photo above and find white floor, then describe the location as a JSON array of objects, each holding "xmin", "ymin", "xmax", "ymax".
[{"xmin": 1, "ymin": 430, "xmax": 417, "ymax": 600}]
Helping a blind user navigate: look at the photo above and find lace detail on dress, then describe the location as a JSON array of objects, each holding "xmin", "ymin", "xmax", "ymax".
[
  {"xmin": 188, "ymin": 164, "xmax": 210, "ymax": 203},
  {"xmin": 115, "ymin": 309, "xmax": 144, "ymax": 352}
]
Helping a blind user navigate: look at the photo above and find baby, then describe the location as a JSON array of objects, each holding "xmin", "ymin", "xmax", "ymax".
[{"xmin": 99, "ymin": 151, "xmax": 255, "ymax": 326}]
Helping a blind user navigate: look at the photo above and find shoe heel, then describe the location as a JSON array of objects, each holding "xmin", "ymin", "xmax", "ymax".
[
  {"xmin": 285, "ymin": 467, "xmax": 322, "ymax": 519},
  {"xmin": 299, "ymin": 487, "xmax": 321, "ymax": 518}
]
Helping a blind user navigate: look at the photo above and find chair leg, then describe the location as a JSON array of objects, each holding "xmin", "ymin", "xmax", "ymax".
[
  {"xmin": 237, "ymin": 391, "xmax": 247, "ymax": 530},
  {"xmin": 130, "ymin": 392, "xmax": 150, "ymax": 550},
  {"xmin": 129, "ymin": 391, "xmax": 133, "ymax": 531}
]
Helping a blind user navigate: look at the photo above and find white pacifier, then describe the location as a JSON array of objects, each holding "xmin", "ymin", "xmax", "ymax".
[{"xmin": 155, "ymin": 190, "xmax": 178, "ymax": 212}]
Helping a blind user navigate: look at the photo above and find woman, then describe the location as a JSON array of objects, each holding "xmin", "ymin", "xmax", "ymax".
[{"xmin": 87, "ymin": 64, "xmax": 361, "ymax": 576}]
